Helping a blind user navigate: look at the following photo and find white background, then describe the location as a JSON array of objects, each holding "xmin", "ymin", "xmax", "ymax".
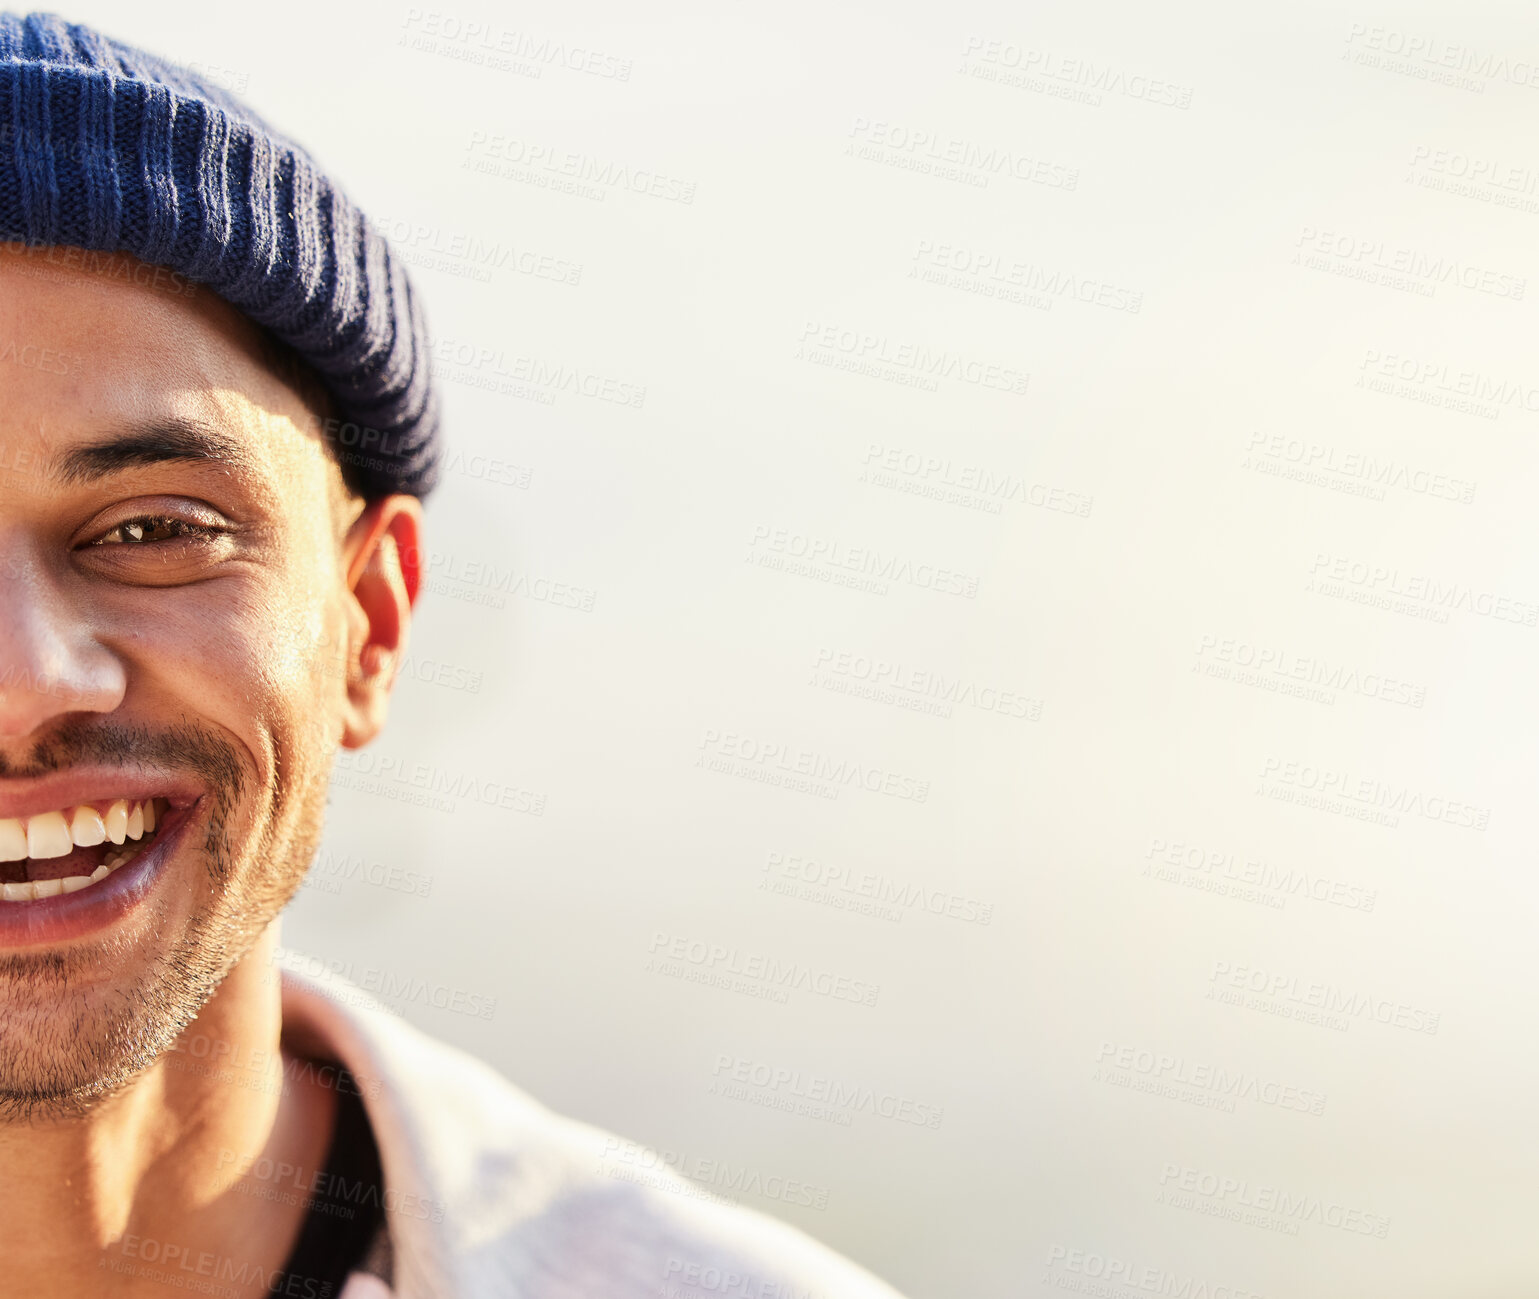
[{"xmin": 63, "ymin": 2, "xmax": 1539, "ymax": 1294}]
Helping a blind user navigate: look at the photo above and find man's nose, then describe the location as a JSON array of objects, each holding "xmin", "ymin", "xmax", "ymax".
[{"xmin": 0, "ymin": 546, "xmax": 126, "ymax": 739}]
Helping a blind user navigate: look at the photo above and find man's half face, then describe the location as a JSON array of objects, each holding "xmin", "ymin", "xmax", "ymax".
[{"xmin": 0, "ymin": 246, "xmax": 385, "ymax": 1118}]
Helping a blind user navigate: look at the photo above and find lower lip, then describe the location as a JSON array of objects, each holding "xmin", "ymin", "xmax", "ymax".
[{"xmin": 0, "ymin": 801, "xmax": 201, "ymax": 949}]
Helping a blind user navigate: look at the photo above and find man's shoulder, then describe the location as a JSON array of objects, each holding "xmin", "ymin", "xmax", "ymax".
[{"xmin": 279, "ymin": 957, "xmax": 907, "ymax": 1298}]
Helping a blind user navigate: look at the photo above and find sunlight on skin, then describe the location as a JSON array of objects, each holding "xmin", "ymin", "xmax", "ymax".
[{"xmin": 0, "ymin": 245, "xmax": 422, "ymax": 1298}]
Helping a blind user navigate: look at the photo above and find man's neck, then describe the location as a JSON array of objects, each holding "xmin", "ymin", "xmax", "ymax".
[{"xmin": 0, "ymin": 923, "xmax": 338, "ymax": 1299}]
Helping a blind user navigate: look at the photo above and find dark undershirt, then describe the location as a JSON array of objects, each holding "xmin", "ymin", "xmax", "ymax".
[{"xmin": 269, "ymin": 1067, "xmax": 386, "ymax": 1298}]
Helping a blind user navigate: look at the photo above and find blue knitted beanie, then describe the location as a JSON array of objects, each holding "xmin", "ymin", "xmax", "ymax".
[{"xmin": 0, "ymin": 11, "xmax": 441, "ymax": 499}]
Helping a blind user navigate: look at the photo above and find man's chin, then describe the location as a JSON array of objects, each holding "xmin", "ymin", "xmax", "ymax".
[
  {"xmin": 0, "ymin": 1053, "xmax": 154, "ymax": 1123},
  {"xmin": 0, "ymin": 927, "xmax": 231, "ymax": 1124}
]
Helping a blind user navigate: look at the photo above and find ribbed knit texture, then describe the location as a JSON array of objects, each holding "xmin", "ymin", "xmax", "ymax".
[{"xmin": 0, "ymin": 12, "xmax": 440, "ymax": 499}]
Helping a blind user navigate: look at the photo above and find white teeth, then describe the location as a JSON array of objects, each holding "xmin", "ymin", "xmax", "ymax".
[
  {"xmin": 1, "ymin": 800, "xmax": 146, "ymax": 860},
  {"xmin": 105, "ymin": 800, "xmax": 129, "ymax": 845},
  {"xmin": 71, "ymin": 806, "xmax": 107, "ymax": 847},
  {"xmin": 0, "ymin": 798, "xmax": 170, "ymax": 903},
  {"xmin": 26, "ymin": 811, "xmax": 72, "ymax": 859}
]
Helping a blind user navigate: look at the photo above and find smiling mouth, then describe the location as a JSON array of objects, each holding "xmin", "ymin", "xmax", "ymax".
[{"xmin": 0, "ymin": 799, "xmax": 172, "ymax": 901}]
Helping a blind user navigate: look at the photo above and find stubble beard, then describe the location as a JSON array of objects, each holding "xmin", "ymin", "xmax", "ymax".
[{"xmin": 0, "ymin": 718, "xmax": 333, "ymax": 1123}]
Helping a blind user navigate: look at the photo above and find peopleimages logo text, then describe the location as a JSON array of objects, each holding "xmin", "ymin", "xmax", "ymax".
[
  {"xmin": 649, "ymin": 934, "xmax": 880, "ymax": 1007},
  {"xmin": 1158, "ymin": 1163, "xmax": 1391, "ymax": 1237},
  {"xmin": 711, "ymin": 1055, "xmax": 943, "ymax": 1127},
  {"xmin": 1260, "ymin": 756, "xmax": 1489, "ymax": 830},
  {"xmin": 699, "ymin": 729, "xmax": 931, "ymax": 803},
  {"xmin": 1209, "ymin": 960, "xmax": 1439, "ymax": 1035},
  {"xmin": 800, "ymin": 322, "xmax": 1028, "ymax": 394},
  {"xmin": 1308, "ymin": 553, "xmax": 1538, "ymax": 626},
  {"xmin": 848, "ymin": 117, "xmax": 1079, "ymax": 189}
]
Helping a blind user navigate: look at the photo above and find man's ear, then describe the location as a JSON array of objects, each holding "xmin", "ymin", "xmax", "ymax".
[{"xmin": 339, "ymin": 494, "xmax": 424, "ymax": 749}]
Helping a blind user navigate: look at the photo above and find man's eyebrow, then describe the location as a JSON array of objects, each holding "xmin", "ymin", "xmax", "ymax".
[{"xmin": 51, "ymin": 419, "xmax": 256, "ymax": 486}]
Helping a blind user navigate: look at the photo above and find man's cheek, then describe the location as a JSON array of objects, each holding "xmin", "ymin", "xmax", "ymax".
[{"xmin": 256, "ymin": 602, "xmax": 353, "ymax": 696}]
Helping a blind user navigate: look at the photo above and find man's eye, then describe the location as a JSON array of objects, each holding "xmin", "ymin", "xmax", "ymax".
[{"xmin": 91, "ymin": 515, "xmax": 223, "ymax": 546}]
